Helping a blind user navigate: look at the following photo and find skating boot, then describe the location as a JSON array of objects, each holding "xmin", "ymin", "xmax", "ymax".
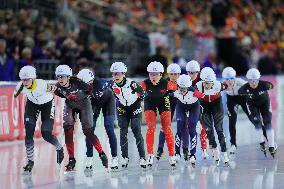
[
  {"xmin": 175, "ymin": 152, "xmax": 181, "ymax": 162},
  {"xmin": 140, "ymin": 158, "xmax": 147, "ymax": 169},
  {"xmin": 189, "ymin": 154, "xmax": 196, "ymax": 167},
  {"xmin": 183, "ymin": 148, "xmax": 189, "ymax": 162},
  {"xmin": 260, "ymin": 142, "xmax": 267, "ymax": 157},
  {"xmin": 229, "ymin": 145, "xmax": 236, "ymax": 154},
  {"xmin": 85, "ymin": 157, "xmax": 93, "ymax": 169},
  {"xmin": 211, "ymin": 148, "xmax": 220, "ymax": 165},
  {"xmin": 110, "ymin": 157, "xmax": 119, "ymax": 170},
  {"xmin": 99, "ymin": 152, "xmax": 108, "ymax": 168},
  {"xmin": 156, "ymin": 148, "xmax": 163, "ymax": 160},
  {"xmin": 147, "ymin": 154, "xmax": 154, "ymax": 167},
  {"xmin": 23, "ymin": 160, "xmax": 34, "ymax": 172},
  {"xmin": 121, "ymin": 157, "xmax": 129, "ymax": 168},
  {"xmin": 269, "ymin": 144, "xmax": 277, "ymax": 158},
  {"xmin": 169, "ymin": 156, "xmax": 176, "ymax": 168},
  {"xmin": 202, "ymin": 149, "xmax": 209, "ymax": 159},
  {"xmin": 57, "ymin": 147, "xmax": 64, "ymax": 165},
  {"xmin": 65, "ymin": 158, "xmax": 76, "ymax": 171},
  {"xmin": 222, "ymin": 152, "xmax": 229, "ymax": 165}
]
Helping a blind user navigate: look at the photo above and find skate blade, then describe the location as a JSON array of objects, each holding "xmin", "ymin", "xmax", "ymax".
[
  {"xmin": 64, "ymin": 169, "xmax": 76, "ymax": 175},
  {"xmin": 22, "ymin": 170, "xmax": 32, "ymax": 175}
]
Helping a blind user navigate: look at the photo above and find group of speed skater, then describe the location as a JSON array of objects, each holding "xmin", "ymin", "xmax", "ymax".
[{"xmin": 14, "ymin": 59, "xmax": 277, "ymax": 173}]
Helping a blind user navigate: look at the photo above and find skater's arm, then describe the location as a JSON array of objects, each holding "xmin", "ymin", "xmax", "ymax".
[
  {"xmin": 140, "ymin": 80, "xmax": 147, "ymax": 91},
  {"xmin": 130, "ymin": 81, "xmax": 145, "ymax": 99},
  {"xmin": 167, "ymin": 81, "xmax": 177, "ymax": 91},
  {"xmin": 238, "ymin": 84, "xmax": 248, "ymax": 95},
  {"xmin": 13, "ymin": 82, "xmax": 24, "ymax": 98},
  {"xmin": 220, "ymin": 83, "xmax": 228, "ymax": 91},
  {"xmin": 261, "ymin": 80, "xmax": 273, "ymax": 91}
]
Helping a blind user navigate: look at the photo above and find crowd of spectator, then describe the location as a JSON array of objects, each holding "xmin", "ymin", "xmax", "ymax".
[{"xmin": 0, "ymin": 0, "xmax": 283, "ymax": 81}]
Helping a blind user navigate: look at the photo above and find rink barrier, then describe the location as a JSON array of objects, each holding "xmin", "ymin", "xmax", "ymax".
[
  {"xmin": 0, "ymin": 81, "xmax": 63, "ymax": 141},
  {"xmin": 0, "ymin": 75, "xmax": 281, "ymax": 142}
]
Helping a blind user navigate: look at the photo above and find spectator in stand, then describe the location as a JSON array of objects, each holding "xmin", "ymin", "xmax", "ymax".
[
  {"xmin": 148, "ymin": 46, "xmax": 168, "ymax": 74},
  {"xmin": 258, "ymin": 49, "xmax": 278, "ymax": 75},
  {"xmin": 202, "ymin": 52, "xmax": 221, "ymax": 76},
  {"xmin": 0, "ymin": 39, "xmax": 15, "ymax": 81},
  {"xmin": 19, "ymin": 47, "xmax": 33, "ymax": 68}
]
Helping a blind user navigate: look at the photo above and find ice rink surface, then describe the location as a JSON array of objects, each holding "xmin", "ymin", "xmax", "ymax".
[{"xmin": 0, "ymin": 111, "xmax": 283, "ymax": 189}]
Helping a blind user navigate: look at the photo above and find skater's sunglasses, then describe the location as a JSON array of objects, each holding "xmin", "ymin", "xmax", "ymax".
[
  {"xmin": 168, "ymin": 73, "xmax": 179, "ymax": 76},
  {"xmin": 112, "ymin": 72, "xmax": 124, "ymax": 76},
  {"xmin": 21, "ymin": 78, "xmax": 32, "ymax": 82},
  {"xmin": 56, "ymin": 75, "xmax": 68, "ymax": 79},
  {"xmin": 149, "ymin": 72, "xmax": 160, "ymax": 76},
  {"xmin": 187, "ymin": 71, "xmax": 199, "ymax": 74},
  {"xmin": 178, "ymin": 86, "xmax": 188, "ymax": 93},
  {"xmin": 204, "ymin": 81, "xmax": 213, "ymax": 85},
  {"xmin": 225, "ymin": 77, "xmax": 235, "ymax": 81},
  {"xmin": 248, "ymin": 79, "xmax": 259, "ymax": 84}
]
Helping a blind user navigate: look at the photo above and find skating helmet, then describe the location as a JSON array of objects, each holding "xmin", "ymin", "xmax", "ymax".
[
  {"xmin": 77, "ymin": 69, "xmax": 95, "ymax": 83},
  {"xmin": 177, "ymin": 74, "xmax": 192, "ymax": 88},
  {"xmin": 246, "ymin": 68, "xmax": 261, "ymax": 80},
  {"xmin": 55, "ymin": 65, "xmax": 72, "ymax": 76},
  {"xmin": 19, "ymin": 65, "xmax": 36, "ymax": 80},
  {"xmin": 222, "ymin": 67, "xmax": 236, "ymax": 80},
  {"xmin": 186, "ymin": 60, "xmax": 200, "ymax": 72},
  {"xmin": 147, "ymin": 61, "xmax": 164, "ymax": 73},
  {"xmin": 167, "ymin": 63, "xmax": 181, "ymax": 74},
  {"xmin": 200, "ymin": 67, "xmax": 216, "ymax": 82},
  {"xmin": 110, "ymin": 62, "xmax": 127, "ymax": 73}
]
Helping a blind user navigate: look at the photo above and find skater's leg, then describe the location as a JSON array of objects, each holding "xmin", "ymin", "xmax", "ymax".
[
  {"xmin": 145, "ymin": 110, "xmax": 157, "ymax": 154},
  {"xmin": 212, "ymin": 100, "xmax": 227, "ymax": 152},
  {"xmin": 188, "ymin": 102, "xmax": 200, "ymax": 155},
  {"xmin": 24, "ymin": 100, "xmax": 37, "ymax": 162},
  {"xmin": 246, "ymin": 103, "xmax": 265, "ymax": 143},
  {"xmin": 85, "ymin": 105, "xmax": 101, "ymax": 157},
  {"xmin": 80, "ymin": 99, "xmax": 104, "ymax": 154},
  {"xmin": 103, "ymin": 115, "xmax": 117, "ymax": 157},
  {"xmin": 160, "ymin": 111, "xmax": 175, "ymax": 156},
  {"xmin": 260, "ymin": 103, "xmax": 275, "ymax": 148},
  {"xmin": 103, "ymin": 97, "xmax": 118, "ymax": 157},
  {"xmin": 157, "ymin": 131, "xmax": 166, "ymax": 149},
  {"xmin": 63, "ymin": 105, "xmax": 76, "ymax": 158},
  {"xmin": 227, "ymin": 96, "xmax": 238, "ymax": 146},
  {"xmin": 117, "ymin": 112, "xmax": 130, "ymax": 158},
  {"xmin": 176, "ymin": 103, "xmax": 186, "ymax": 154},
  {"xmin": 241, "ymin": 101, "xmax": 267, "ymax": 140},
  {"xmin": 200, "ymin": 124, "xmax": 207, "ymax": 149},
  {"xmin": 201, "ymin": 106, "xmax": 217, "ymax": 149},
  {"xmin": 130, "ymin": 116, "xmax": 146, "ymax": 159},
  {"xmin": 41, "ymin": 99, "xmax": 62, "ymax": 150}
]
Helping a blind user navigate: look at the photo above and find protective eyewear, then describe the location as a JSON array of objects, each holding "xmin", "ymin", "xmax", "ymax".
[
  {"xmin": 112, "ymin": 72, "xmax": 123, "ymax": 76},
  {"xmin": 225, "ymin": 77, "xmax": 235, "ymax": 81},
  {"xmin": 248, "ymin": 79, "xmax": 259, "ymax": 84},
  {"xmin": 187, "ymin": 71, "xmax": 198, "ymax": 74},
  {"xmin": 56, "ymin": 75, "xmax": 68, "ymax": 79}
]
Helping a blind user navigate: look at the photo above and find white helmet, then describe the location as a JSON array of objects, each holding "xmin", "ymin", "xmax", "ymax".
[
  {"xmin": 167, "ymin": 63, "xmax": 181, "ymax": 74},
  {"xmin": 186, "ymin": 60, "xmax": 200, "ymax": 72},
  {"xmin": 55, "ymin": 65, "xmax": 72, "ymax": 76},
  {"xmin": 110, "ymin": 62, "xmax": 127, "ymax": 73},
  {"xmin": 147, "ymin": 61, "xmax": 164, "ymax": 73},
  {"xmin": 177, "ymin": 74, "xmax": 192, "ymax": 88},
  {"xmin": 222, "ymin": 67, "xmax": 236, "ymax": 79},
  {"xmin": 246, "ymin": 68, "xmax": 261, "ymax": 80},
  {"xmin": 19, "ymin": 66, "xmax": 36, "ymax": 80},
  {"xmin": 77, "ymin": 69, "xmax": 94, "ymax": 83},
  {"xmin": 200, "ymin": 67, "xmax": 216, "ymax": 81}
]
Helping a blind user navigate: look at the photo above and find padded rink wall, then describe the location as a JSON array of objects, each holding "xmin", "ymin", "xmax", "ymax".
[{"xmin": 0, "ymin": 76, "xmax": 282, "ymax": 142}]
